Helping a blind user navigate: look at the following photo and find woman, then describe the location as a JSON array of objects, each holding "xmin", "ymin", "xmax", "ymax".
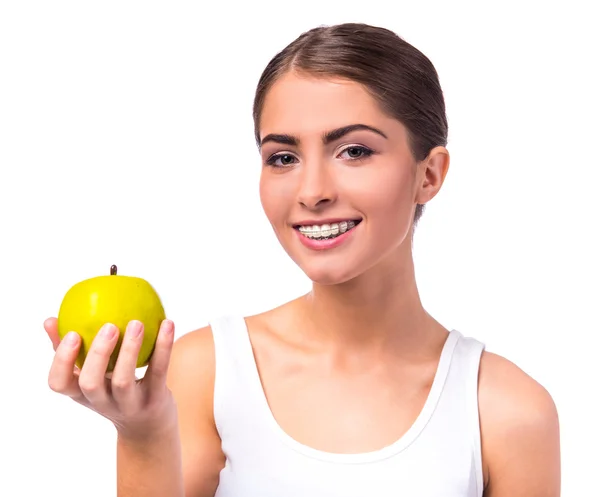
[{"xmin": 45, "ymin": 23, "xmax": 561, "ymax": 496}]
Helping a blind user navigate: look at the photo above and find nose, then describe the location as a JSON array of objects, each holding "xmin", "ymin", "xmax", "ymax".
[{"xmin": 297, "ymin": 160, "xmax": 337, "ymax": 210}]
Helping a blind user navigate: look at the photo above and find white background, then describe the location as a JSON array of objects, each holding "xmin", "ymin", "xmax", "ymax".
[{"xmin": 1, "ymin": 1, "xmax": 598, "ymax": 495}]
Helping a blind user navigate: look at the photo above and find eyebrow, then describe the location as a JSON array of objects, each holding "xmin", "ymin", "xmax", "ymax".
[{"xmin": 259, "ymin": 123, "xmax": 388, "ymax": 148}]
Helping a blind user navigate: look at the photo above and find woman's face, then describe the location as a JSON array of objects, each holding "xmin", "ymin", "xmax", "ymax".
[{"xmin": 258, "ymin": 71, "xmax": 448, "ymax": 285}]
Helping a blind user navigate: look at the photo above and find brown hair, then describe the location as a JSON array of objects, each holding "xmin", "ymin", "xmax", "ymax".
[{"xmin": 252, "ymin": 23, "xmax": 449, "ymax": 225}]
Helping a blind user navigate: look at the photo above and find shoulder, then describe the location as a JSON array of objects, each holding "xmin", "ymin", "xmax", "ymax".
[
  {"xmin": 478, "ymin": 350, "xmax": 558, "ymax": 426},
  {"xmin": 167, "ymin": 323, "xmax": 217, "ymax": 421},
  {"xmin": 478, "ymin": 350, "xmax": 561, "ymax": 496},
  {"xmin": 169, "ymin": 324, "xmax": 216, "ymax": 384}
]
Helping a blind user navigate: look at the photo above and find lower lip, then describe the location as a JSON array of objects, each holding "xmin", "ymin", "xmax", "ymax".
[{"xmin": 294, "ymin": 224, "xmax": 359, "ymax": 251}]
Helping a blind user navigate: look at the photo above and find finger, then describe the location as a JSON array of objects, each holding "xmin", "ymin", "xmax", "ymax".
[
  {"xmin": 110, "ymin": 320, "xmax": 144, "ymax": 406},
  {"xmin": 44, "ymin": 317, "xmax": 60, "ymax": 351},
  {"xmin": 48, "ymin": 331, "xmax": 85, "ymax": 399},
  {"xmin": 145, "ymin": 319, "xmax": 175, "ymax": 386},
  {"xmin": 77, "ymin": 323, "xmax": 119, "ymax": 409}
]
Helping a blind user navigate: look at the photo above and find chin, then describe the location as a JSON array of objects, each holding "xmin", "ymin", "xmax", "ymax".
[{"xmin": 299, "ymin": 259, "xmax": 364, "ymax": 286}]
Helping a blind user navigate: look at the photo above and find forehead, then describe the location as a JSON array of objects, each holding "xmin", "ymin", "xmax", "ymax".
[{"xmin": 260, "ymin": 72, "xmax": 391, "ymax": 138}]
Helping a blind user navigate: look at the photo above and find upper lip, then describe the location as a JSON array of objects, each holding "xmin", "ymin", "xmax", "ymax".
[{"xmin": 292, "ymin": 217, "xmax": 362, "ymax": 227}]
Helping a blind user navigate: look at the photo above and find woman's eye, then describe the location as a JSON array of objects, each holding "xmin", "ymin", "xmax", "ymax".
[
  {"xmin": 266, "ymin": 153, "xmax": 298, "ymax": 167},
  {"xmin": 339, "ymin": 146, "xmax": 374, "ymax": 160}
]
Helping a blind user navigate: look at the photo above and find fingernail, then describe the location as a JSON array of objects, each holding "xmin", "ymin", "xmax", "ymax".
[
  {"xmin": 100, "ymin": 324, "xmax": 116, "ymax": 339},
  {"xmin": 130, "ymin": 320, "xmax": 143, "ymax": 338},
  {"xmin": 64, "ymin": 332, "xmax": 79, "ymax": 347},
  {"xmin": 163, "ymin": 319, "xmax": 174, "ymax": 335}
]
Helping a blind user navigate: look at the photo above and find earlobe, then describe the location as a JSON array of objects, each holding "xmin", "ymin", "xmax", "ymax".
[{"xmin": 415, "ymin": 146, "xmax": 450, "ymax": 204}]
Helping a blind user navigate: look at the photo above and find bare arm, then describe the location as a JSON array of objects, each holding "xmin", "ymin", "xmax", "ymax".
[
  {"xmin": 117, "ymin": 419, "xmax": 185, "ymax": 497},
  {"xmin": 479, "ymin": 352, "xmax": 561, "ymax": 497},
  {"xmin": 116, "ymin": 326, "xmax": 225, "ymax": 497}
]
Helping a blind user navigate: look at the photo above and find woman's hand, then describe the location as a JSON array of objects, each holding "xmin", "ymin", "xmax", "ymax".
[{"xmin": 45, "ymin": 317, "xmax": 179, "ymax": 442}]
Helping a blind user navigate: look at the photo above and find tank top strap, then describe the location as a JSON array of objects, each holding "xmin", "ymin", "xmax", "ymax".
[
  {"xmin": 211, "ymin": 314, "xmax": 255, "ymax": 376},
  {"xmin": 449, "ymin": 331, "xmax": 486, "ymax": 495},
  {"xmin": 210, "ymin": 314, "xmax": 264, "ymax": 436}
]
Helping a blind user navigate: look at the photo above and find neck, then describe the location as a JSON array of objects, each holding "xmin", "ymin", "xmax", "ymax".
[{"xmin": 297, "ymin": 243, "xmax": 439, "ymax": 353}]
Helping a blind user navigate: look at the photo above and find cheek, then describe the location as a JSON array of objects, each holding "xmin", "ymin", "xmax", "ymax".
[
  {"xmin": 259, "ymin": 173, "xmax": 292, "ymax": 227},
  {"xmin": 346, "ymin": 165, "xmax": 415, "ymax": 223},
  {"xmin": 258, "ymin": 175, "xmax": 274, "ymax": 221}
]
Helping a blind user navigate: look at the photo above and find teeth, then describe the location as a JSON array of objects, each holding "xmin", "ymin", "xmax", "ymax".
[{"xmin": 297, "ymin": 220, "xmax": 358, "ymax": 239}]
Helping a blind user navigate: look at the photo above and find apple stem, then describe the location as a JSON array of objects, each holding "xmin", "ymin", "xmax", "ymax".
[{"xmin": 110, "ymin": 265, "xmax": 117, "ymax": 275}]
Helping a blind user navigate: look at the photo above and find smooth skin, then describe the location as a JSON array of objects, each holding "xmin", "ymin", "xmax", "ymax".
[{"xmin": 46, "ymin": 71, "xmax": 561, "ymax": 497}]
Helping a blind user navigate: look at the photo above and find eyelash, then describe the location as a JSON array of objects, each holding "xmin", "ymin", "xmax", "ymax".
[{"xmin": 265, "ymin": 145, "xmax": 375, "ymax": 168}]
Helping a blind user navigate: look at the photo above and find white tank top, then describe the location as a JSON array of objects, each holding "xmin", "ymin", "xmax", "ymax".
[{"xmin": 211, "ymin": 315, "xmax": 485, "ymax": 497}]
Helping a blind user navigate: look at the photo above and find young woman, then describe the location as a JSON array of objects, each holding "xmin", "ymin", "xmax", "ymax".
[{"xmin": 45, "ymin": 23, "xmax": 561, "ymax": 497}]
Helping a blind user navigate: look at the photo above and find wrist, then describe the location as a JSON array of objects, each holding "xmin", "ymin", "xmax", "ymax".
[{"xmin": 116, "ymin": 408, "xmax": 180, "ymax": 449}]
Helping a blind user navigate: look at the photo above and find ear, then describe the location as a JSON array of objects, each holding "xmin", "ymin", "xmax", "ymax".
[{"xmin": 414, "ymin": 146, "xmax": 450, "ymax": 205}]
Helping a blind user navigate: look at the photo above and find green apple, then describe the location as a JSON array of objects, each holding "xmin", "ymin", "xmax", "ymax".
[{"xmin": 57, "ymin": 265, "xmax": 166, "ymax": 372}]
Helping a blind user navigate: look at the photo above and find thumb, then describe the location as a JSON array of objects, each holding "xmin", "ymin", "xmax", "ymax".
[{"xmin": 44, "ymin": 317, "xmax": 61, "ymax": 351}]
